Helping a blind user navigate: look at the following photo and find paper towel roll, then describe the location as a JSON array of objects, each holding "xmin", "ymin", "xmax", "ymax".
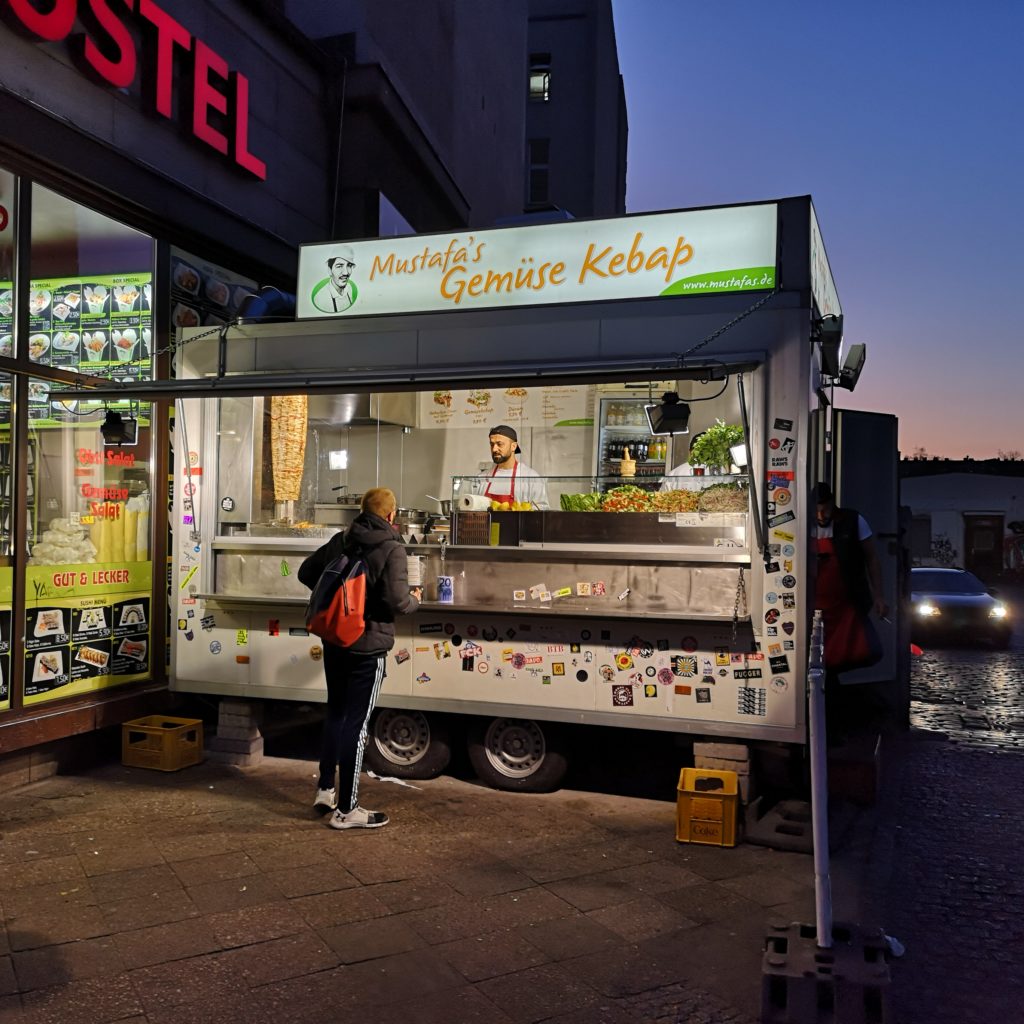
[{"xmin": 457, "ymin": 494, "xmax": 492, "ymax": 511}]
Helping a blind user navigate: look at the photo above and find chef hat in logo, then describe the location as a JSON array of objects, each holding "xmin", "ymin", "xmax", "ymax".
[{"xmin": 327, "ymin": 245, "xmax": 356, "ymax": 270}]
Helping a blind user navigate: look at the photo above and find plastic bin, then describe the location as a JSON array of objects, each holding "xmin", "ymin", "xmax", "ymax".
[
  {"xmin": 122, "ymin": 716, "xmax": 204, "ymax": 772},
  {"xmin": 676, "ymin": 767, "xmax": 738, "ymax": 846}
]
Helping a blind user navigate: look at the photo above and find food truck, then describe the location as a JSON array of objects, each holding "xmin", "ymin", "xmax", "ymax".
[{"xmin": 166, "ymin": 196, "xmax": 902, "ymax": 790}]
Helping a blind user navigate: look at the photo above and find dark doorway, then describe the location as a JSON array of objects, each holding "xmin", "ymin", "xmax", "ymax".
[{"xmin": 963, "ymin": 515, "xmax": 1004, "ymax": 579}]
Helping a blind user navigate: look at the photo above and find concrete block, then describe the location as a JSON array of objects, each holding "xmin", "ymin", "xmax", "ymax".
[
  {"xmin": 738, "ymin": 773, "xmax": 755, "ymax": 804},
  {"xmin": 745, "ymin": 799, "xmax": 813, "ymax": 854},
  {"xmin": 216, "ymin": 724, "xmax": 261, "ymax": 741},
  {"xmin": 693, "ymin": 741, "xmax": 750, "ymax": 761},
  {"xmin": 761, "ymin": 920, "xmax": 892, "ymax": 1023},
  {"xmin": 207, "ymin": 735, "xmax": 264, "ymax": 756},
  {"xmin": 695, "ymin": 755, "xmax": 750, "ymax": 774}
]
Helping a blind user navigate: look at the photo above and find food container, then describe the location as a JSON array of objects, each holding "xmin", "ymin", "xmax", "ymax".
[{"xmin": 313, "ymin": 502, "xmax": 361, "ymax": 527}]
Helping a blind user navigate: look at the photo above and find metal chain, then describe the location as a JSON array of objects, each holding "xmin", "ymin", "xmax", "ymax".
[
  {"xmin": 732, "ymin": 567, "xmax": 747, "ymax": 641},
  {"xmin": 680, "ymin": 288, "xmax": 779, "ymax": 362}
]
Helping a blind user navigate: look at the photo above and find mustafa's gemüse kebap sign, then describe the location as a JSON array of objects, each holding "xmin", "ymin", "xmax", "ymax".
[{"xmin": 297, "ymin": 204, "xmax": 777, "ymax": 319}]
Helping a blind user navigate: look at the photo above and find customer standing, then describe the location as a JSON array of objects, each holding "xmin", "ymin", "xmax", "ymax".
[{"xmin": 298, "ymin": 487, "xmax": 421, "ymax": 829}]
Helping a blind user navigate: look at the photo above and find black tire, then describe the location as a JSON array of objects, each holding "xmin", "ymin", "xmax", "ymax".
[
  {"xmin": 992, "ymin": 632, "xmax": 1012, "ymax": 650},
  {"xmin": 466, "ymin": 717, "xmax": 568, "ymax": 793},
  {"xmin": 363, "ymin": 709, "xmax": 451, "ymax": 779}
]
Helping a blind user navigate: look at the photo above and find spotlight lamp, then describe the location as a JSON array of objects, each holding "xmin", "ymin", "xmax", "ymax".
[
  {"xmin": 813, "ymin": 313, "xmax": 844, "ymax": 377},
  {"xmin": 729, "ymin": 443, "xmax": 749, "ymax": 468},
  {"xmin": 100, "ymin": 408, "xmax": 138, "ymax": 446},
  {"xmin": 837, "ymin": 343, "xmax": 867, "ymax": 392},
  {"xmin": 645, "ymin": 392, "xmax": 691, "ymax": 435}
]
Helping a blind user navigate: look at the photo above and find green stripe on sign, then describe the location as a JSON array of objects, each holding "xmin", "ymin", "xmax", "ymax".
[{"xmin": 661, "ymin": 267, "xmax": 776, "ymax": 296}]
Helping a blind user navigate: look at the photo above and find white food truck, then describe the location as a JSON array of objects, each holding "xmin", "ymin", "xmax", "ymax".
[{"xmin": 165, "ymin": 196, "xmax": 904, "ymax": 790}]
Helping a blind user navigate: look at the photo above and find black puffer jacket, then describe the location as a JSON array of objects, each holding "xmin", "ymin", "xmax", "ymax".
[{"xmin": 298, "ymin": 512, "xmax": 419, "ymax": 654}]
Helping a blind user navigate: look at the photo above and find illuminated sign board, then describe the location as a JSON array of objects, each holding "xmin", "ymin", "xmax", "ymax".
[
  {"xmin": 1, "ymin": 0, "xmax": 266, "ymax": 180},
  {"xmin": 297, "ymin": 204, "xmax": 778, "ymax": 319}
]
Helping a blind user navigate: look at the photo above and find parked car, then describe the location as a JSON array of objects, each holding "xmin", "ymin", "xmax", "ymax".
[{"xmin": 910, "ymin": 567, "xmax": 1011, "ymax": 648}]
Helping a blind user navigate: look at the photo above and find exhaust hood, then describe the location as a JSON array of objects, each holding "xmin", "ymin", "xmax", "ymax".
[{"xmin": 307, "ymin": 393, "xmax": 417, "ymax": 427}]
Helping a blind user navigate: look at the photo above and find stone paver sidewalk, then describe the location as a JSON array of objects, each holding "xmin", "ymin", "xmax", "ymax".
[{"xmin": 0, "ymin": 755, "xmax": 820, "ymax": 1023}]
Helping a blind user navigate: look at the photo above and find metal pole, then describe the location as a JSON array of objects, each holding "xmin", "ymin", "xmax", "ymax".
[{"xmin": 808, "ymin": 609, "xmax": 833, "ymax": 948}]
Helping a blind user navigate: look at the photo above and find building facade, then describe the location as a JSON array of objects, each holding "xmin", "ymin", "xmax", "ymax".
[
  {"xmin": 526, "ymin": 0, "xmax": 628, "ymax": 217},
  {"xmin": 0, "ymin": 0, "xmax": 627, "ymax": 770},
  {"xmin": 902, "ymin": 459, "xmax": 1024, "ymax": 578}
]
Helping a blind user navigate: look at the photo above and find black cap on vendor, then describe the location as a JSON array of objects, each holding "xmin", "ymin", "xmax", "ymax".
[{"xmin": 489, "ymin": 424, "xmax": 521, "ymax": 465}]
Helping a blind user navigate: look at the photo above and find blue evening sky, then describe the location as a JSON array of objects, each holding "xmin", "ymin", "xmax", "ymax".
[{"xmin": 611, "ymin": 0, "xmax": 1023, "ymax": 458}]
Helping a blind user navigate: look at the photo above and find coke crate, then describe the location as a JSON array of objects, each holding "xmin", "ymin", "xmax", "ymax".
[
  {"xmin": 676, "ymin": 767, "xmax": 739, "ymax": 846},
  {"xmin": 122, "ymin": 716, "xmax": 204, "ymax": 772}
]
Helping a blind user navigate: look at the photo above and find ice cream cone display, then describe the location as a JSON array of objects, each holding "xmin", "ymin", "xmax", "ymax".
[{"xmin": 270, "ymin": 395, "xmax": 308, "ymax": 504}]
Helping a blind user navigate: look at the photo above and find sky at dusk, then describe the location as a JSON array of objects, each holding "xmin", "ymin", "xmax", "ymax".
[{"xmin": 611, "ymin": 1, "xmax": 1023, "ymax": 459}]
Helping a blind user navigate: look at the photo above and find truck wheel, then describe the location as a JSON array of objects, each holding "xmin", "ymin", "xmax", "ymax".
[
  {"xmin": 364, "ymin": 710, "xmax": 451, "ymax": 779},
  {"xmin": 467, "ymin": 717, "xmax": 568, "ymax": 793}
]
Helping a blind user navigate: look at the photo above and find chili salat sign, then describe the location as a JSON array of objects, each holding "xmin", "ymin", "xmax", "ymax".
[{"xmin": 297, "ymin": 203, "xmax": 777, "ymax": 319}]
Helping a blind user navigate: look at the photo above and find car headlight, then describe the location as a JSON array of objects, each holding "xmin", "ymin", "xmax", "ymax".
[
  {"xmin": 989, "ymin": 604, "xmax": 1008, "ymax": 619},
  {"xmin": 915, "ymin": 602, "xmax": 940, "ymax": 617}
]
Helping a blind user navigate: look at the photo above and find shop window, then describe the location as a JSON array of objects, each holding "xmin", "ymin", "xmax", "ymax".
[
  {"xmin": 0, "ymin": 169, "xmax": 14, "ymax": 709},
  {"xmin": 25, "ymin": 187, "xmax": 155, "ymax": 704},
  {"xmin": 24, "ymin": 382, "xmax": 153, "ymax": 705},
  {"xmin": 0, "ymin": 373, "xmax": 10, "ymax": 711},
  {"xmin": 529, "ymin": 53, "xmax": 551, "ymax": 102},
  {"xmin": 0, "ymin": 167, "xmax": 13, "ymax": 360},
  {"xmin": 30, "ymin": 184, "xmax": 154, "ymax": 382}
]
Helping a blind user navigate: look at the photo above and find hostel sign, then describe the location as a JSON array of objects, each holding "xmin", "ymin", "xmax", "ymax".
[
  {"xmin": 297, "ymin": 203, "xmax": 777, "ymax": 319},
  {"xmin": 1, "ymin": 0, "xmax": 266, "ymax": 179}
]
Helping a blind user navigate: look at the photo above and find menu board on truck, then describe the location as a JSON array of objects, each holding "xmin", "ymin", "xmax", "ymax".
[{"xmin": 23, "ymin": 563, "xmax": 151, "ymax": 704}]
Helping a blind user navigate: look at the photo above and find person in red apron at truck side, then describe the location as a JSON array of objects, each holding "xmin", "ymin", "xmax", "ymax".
[
  {"xmin": 814, "ymin": 481, "xmax": 888, "ymax": 743},
  {"xmin": 477, "ymin": 424, "xmax": 550, "ymax": 510}
]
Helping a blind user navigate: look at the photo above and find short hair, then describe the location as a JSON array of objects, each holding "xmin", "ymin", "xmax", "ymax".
[
  {"xmin": 361, "ymin": 487, "xmax": 396, "ymax": 518},
  {"xmin": 814, "ymin": 481, "xmax": 833, "ymax": 503}
]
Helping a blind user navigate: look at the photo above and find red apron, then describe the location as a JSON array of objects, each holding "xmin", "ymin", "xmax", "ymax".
[
  {"xmin": 816, "ymin": 535, "xmax": 861, "ymax": 670},
  {"xmin": 483, "ymin": 461, "xmax": 518, "ymax": 504}
]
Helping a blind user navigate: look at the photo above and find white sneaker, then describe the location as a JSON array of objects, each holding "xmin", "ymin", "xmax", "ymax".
[
  {"xmin": 313, "ymin": 787, "xmax": 336, "ymax": 813},
  {"xmin": 328, "ymin": 806, "xmax": 389, "ymax": 830}
]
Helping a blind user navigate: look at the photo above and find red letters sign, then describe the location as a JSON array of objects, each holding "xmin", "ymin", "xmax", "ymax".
[{"xmin": 2, "ymin": 0, "xmax": 267, "ymax": 181}]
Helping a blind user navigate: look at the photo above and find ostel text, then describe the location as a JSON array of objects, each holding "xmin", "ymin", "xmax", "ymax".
[{"xmin": 2, "ymin": 0, "xmax": 266, "ymax": 179}]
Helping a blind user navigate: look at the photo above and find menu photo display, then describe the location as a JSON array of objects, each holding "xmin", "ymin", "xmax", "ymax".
[
  {"xmin": 24, "ymin": 605, "xmax": 71, "ymax": 697},
  {"xmin": 171, "ymin": 252, "xmax": 257, "ymax": 334},
  {"xmin": 110, "ymin": 596, "xmax": 150, "ymax": 676},
  {"xmin": 23, "ymin": 565, "xmax": 152, "ymax": 702},
  {"xmin": 24, "ymin": 273, "xmax": 152, "ymax": 376},
  {"xmin": 0, "ymin": 608, "xmax": 10, "ymax": 704}
]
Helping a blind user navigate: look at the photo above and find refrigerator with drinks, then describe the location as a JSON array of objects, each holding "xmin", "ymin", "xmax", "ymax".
[{"xmin": 593, "ymin": 394, "xmax": 672, "ymax": 486}]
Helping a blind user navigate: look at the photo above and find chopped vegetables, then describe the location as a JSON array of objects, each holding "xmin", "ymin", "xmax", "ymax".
[
  {"xmin": 560, "ymin": 492, "xmax": 604, "ymax": 511},
  {"xmin": 558, "ymin": 483, "xmax": 748, "ymax": 513}
]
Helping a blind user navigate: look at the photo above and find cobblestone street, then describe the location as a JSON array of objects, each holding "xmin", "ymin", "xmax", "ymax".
[{"xmin": 869, "ymin": 587, "xmax": 1024, "ymax": 1022}]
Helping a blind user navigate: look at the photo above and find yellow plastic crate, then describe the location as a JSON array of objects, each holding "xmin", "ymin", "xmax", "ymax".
[
  {"xmin": 676, "ymin": 767, "xmax": 738, "ymax": 846},
  {"xmin": 122, "ymin": 716, "xmax": 203, "ymax": 772}
]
